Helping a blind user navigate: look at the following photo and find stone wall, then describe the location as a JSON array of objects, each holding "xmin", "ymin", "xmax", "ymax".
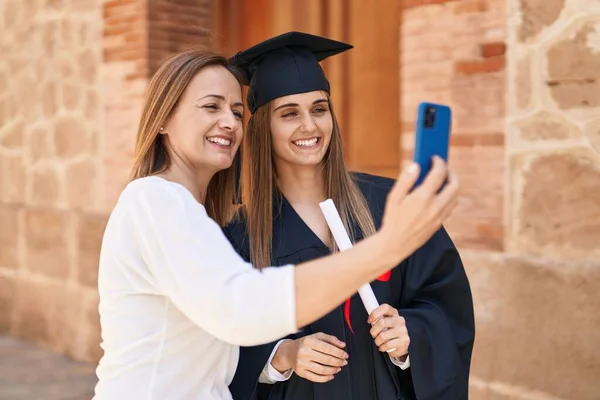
[
  {"xmin": 401, "ymin": 1, "xmax": 600, "ymax": 398},
  {"xmin": 0, "ymin": 0, "xmax": 105, "ymax": 363},
  {"xmin": 0, "ymin": 0, "xmax": 215, "ymax": 363}
]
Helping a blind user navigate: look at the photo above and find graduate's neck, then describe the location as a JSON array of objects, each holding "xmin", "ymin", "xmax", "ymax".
[
  {"xmin": 275, "ymin": 161, "xmax": 326, "ymax": 204},
  {"xmin": 160, "ymin": 157, "xmax": 213, "ymax": 204}
]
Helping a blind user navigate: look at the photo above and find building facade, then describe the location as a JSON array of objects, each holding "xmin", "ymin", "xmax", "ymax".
[{"xmin": 0, "ymin": 0, "xmax": 598, "ymax": 398}]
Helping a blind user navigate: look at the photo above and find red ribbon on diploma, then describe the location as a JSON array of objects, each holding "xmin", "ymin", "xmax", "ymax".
[{"xmin": 344, "ymin": 271, "xmax": 391, "ymax": 333}]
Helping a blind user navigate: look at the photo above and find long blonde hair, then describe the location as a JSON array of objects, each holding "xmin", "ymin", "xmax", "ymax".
[
  {"xmin": 130, "ymin": 50, "xmax": 243, "ymax": 226},
  {"xmin": 240, "ymin": 97, "xmax": 377, "ymax": 267}
]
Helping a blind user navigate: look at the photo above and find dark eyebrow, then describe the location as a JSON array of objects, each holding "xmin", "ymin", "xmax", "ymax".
[
  {"xmin": 198, "ymin": 94, "xmax": 244, "ymax": 108},
  {"xmin": 273, "ymin": 98, "xmax": 328, "ymax": 112}
]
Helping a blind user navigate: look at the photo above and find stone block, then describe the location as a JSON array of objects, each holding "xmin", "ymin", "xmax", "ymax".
[
  {"xmin": 1, "ymin": 152, "xmax": 26, "ymax": 203},
  {"xmin": 76, "ymin": 212, "xmax": 107, "ymax": 288},
  {"xmin": 510, "ymin": 110, "xmax": 582, "ymax": 143},
  {"xmin": 83, "ymin": 88, "xmax": 100, "ymax": 122},
  {"xmin": 12, "ymin": 279, "xmax": 57, "ymax": 345},
  {"xmin": 53, "ymin": 116, "xmax": 92, "ymax": 159},
  {"xmin": 0, "ymin": 119, "xmax": 25, "ymax": 150},
  {"xmin": 82, "ymin": 290, "xmax": 102, "ymax": 363},
  {"xmin": 546, "ymin": 20, "xmax": 600, "ymax": 82},
  {"xmin": 0, "ymin": 204, "xmax": 21, "ymax": 269},
  {"xmin": 27, "ymin": 165, "xmax": 63, "ymax": 207},
  {"xmin": 103, "ymin": 162, "xmax": 130, "ymax": 210},
  {"xmin": 584, "ymin": 118, "xmax": 600, "ymax": 154},
  {"xmin": 509, "ymin": 148, "xmax": 600, "ymax": 261},
  {"xmin": 24, "ymin": 208, "xmax": 70, "ymax": 279},
  {"xmin": 13, "ymin": 279, "xmax": 84, "ymax": 356},
  {"xmin": 464, "ymin": 250, "xmax": 600, "ymax": 400},
  {"xmin": 0, "ymin": 273, "xmax": 16, "ymax": 332},
  {"xmin": 548, "ymin": 78, "xmax": 600, "ymax": 110},
  {"xmin": 41, "ymin": 80, "xmax": 59, "ymax": 119},
  {"xmin": 517, "ymin": 0, "xmax": 564, "ymax": 42},
  {"xmin": 65, "ymin": 160, "xmax": 99, "ymax": 210},
  {"xmin": 61, "ymin": 83, "xmax": 84, "ymax": 111},
  {"xmin": 53, "ymin": 286, "xmax": 86, "ymax": 359},
  {"xmin": 546, "ymin": 19, "xmax": 600, "ymax": 109},
  {"xmin": 77, "ymin": 48, "xmax": 99, "ymax": 83},
  {"xmin": 27, "ymin": 124, "xmax": 55, "ymax": 164}
]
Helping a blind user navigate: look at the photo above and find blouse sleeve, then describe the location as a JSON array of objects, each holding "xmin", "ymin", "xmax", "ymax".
[{"xmin": 121, "ymin": 179, "xmax": 297, "ymax": 346}]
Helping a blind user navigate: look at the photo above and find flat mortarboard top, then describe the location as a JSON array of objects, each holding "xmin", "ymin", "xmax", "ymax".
[{"xmin": 230, "ymin": 31, "xmax": 353, "ymax": 114}]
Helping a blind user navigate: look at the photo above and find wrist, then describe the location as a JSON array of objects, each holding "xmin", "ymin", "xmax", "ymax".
[
  {"xmin": 371, "ymin": 231, "xmax": 406, "ymax": 268},
  {"xmin": 271, "ymin": 340, "xmax": 294, "ymax": 373}
]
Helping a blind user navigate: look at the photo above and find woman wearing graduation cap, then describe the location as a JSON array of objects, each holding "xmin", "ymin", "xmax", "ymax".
[
  {"xmin": 225, "ymin": 32, "xmax": 475, "ymax": 400},
  {"xmin": 93, "ymin": 49, "xmax": 459, "ymax": 400}
]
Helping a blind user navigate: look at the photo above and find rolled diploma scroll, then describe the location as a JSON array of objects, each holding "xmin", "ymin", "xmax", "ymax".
[{"xmin": 319, "ymin": 199, "xmax": 396, "ymax": 352}]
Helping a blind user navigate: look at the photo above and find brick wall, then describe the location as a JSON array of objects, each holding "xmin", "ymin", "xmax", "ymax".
[
  {"xmin": 400, "ymin": 0, "xmax": 506, "ymax": 252},
  {"xmin": 103, "ymin": 0, "xmax": 214, "ymax": 209},
  {"xmin": 102, "ymin": 0, "xmax": 149, "ymax": 210},
  {"xmin": 148, "ymin": 0, "xmax": 214, "ymax": 75}
]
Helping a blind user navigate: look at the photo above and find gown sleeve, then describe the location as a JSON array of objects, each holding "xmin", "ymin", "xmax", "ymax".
[{"xmin": 120, "ymin": 179, "xmax": 298, "ymax": 346}]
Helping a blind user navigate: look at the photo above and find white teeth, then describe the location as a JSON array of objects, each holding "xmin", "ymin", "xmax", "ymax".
[
  {"xmin": 207, "ymin": 137, "xmax": 231, "ymax": 146},
  {"xmin": 294, "ymin": 138, "xmax": 318, "ymax": 147}
]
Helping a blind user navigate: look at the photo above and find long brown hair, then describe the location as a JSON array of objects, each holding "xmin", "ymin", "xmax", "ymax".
[
  {"xmin": 130, "ymin": 50, "xmax": 243, "ymax": 226},
  {"xmin": 240, "ymin": 97, "xmax": 377, "ymax": 268}
]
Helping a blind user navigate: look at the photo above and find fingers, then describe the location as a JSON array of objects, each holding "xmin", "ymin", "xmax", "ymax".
[
  {"xmin": 367, "ymin": 304, "xmax": 399, "ymax": 324},
  {"xmin": 373, "ymin": 323, "xmax": 407, "ymax": 347},
  {"xmin": 369, "ymin": 314, "xmax": 404, "ymax": 338},
  {"xmin": 389, "ymin": 162, "xmax": 420, "ymax": 202},
  {"xmin": 297, "ymin": 368, "xmax": 335, "ymax": 383},
  {"xmin": 413, "ymin": 156, "xmax": 448, "ymax": 198},
  {"xmin": 310, "ymin": 336, "xmax": 348, "ymax": 362},
  {"xmin": 300, "ymin": 356, "xmax": 343, "ymax": 376},
  {"xmin": 314, "ymin": 333, "xmax": 346, "ymax": 349},
  {"xmin": 379, "ymin": 337, "xmax": 410, "ymax": 358},
  {"xmin": 307, "ymin": 348, "xmax": 348, "ymax": 368}
]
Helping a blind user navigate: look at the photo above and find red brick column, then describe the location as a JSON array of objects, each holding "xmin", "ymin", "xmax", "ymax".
[
  {"xmin": 400, "ymin": 0, "xmax": 506, "ymax": 251},
  {"xmin": 148, "ymin": 0, "xmax": 215, "ymax": 75},
  {"xmin": 102, "ymin": 0, "xmax": 215, "ymax": 209}
]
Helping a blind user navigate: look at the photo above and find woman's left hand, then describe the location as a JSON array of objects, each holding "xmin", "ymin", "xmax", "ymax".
[{"xmin": 368, "ymin": 303, "xmax": 410, "ymax": 359}]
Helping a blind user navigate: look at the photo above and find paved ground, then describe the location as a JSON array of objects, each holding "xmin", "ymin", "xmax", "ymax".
[{"xmin": 0, "ymin": 335, "xmax": 97, "ymax": 400}]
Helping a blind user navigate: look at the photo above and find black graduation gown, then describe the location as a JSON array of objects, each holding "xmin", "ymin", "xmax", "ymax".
[{"xmin": 224, "ymin": 173, "xmax": 475, "ymax": 400}]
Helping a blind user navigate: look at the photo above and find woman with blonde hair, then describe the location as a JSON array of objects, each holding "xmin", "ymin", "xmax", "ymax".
[
  {"xmin": 93, "ymin": 48, "xmax": 459, "ymax": 400},
  {"xmin": 226, "ymin": 32, "xmax": 474, "ymax": 400}
]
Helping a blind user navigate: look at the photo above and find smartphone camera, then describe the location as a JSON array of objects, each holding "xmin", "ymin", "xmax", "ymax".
[{"xmin": 424, "ymin": 106, "xmax": 436, "ymax": 128}]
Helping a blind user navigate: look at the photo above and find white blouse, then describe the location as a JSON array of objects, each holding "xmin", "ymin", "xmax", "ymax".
[{"xmin": 93, "ymin": 176, "xmax": 297, "ymax": 400}]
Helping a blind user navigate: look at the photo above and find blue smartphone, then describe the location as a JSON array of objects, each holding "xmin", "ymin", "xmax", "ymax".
[{"xmin": 413, "ymin": 102, "xmax": 452, "ymax": 187}]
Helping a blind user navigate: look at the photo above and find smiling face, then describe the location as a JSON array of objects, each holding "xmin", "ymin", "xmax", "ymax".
[
  {"xmin": 162, "ymin": 64, "xmax": 245, "ymax": 175},
  {"xmin": 269, "ymin": 90, "xmax": 333, "ymax": 170}
]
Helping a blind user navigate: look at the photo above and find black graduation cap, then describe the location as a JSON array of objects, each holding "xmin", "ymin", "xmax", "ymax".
[{"xmin": 230, "ymin": 31, "xmax": 353, "ymax": 114}]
